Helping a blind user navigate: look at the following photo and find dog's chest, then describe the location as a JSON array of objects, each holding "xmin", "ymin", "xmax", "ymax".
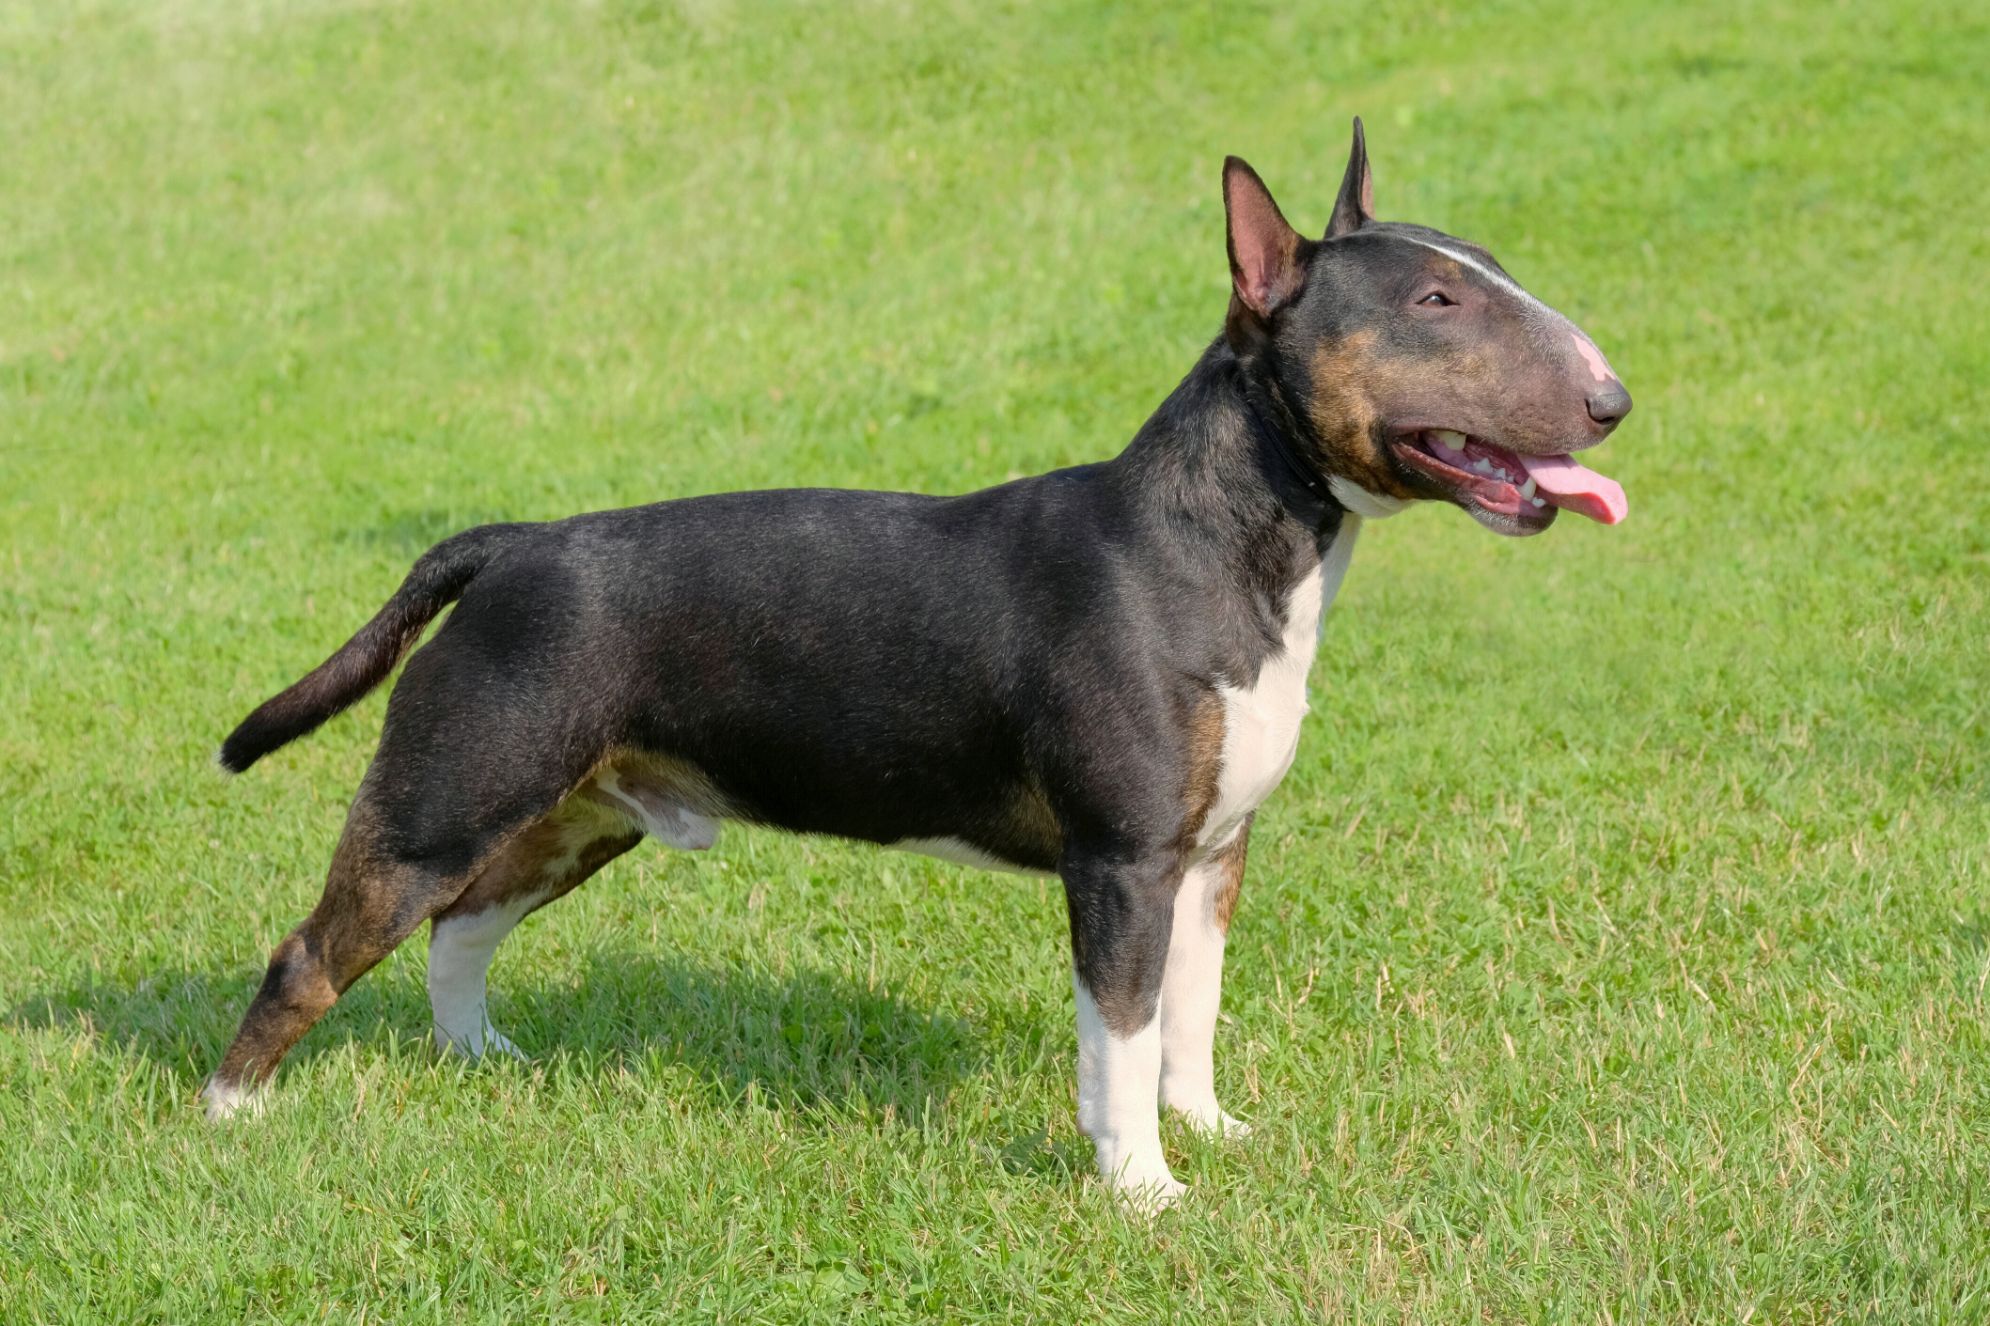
[{"xmin": 1197, "ymin": 516, "xmax": 1361, "ymax": 854}]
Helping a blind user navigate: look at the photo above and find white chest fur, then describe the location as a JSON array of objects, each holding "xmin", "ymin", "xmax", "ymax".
[{"xmin": 1197, "ymin": 515, "xmax": 1361, "ymax": 855}]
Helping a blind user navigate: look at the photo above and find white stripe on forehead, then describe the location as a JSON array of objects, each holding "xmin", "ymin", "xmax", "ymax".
[{"xmin": 1399, "ymin": 235, "xmax": 1560, "ymax": 323}]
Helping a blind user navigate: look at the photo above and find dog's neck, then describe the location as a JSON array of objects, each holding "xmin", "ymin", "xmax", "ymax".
[{"xmin": 1113, "ymin": 339, "xmax": 1347, "ymax": 602}]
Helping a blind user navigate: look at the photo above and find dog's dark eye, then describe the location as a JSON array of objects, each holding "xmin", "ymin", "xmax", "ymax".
[{"xmin": 1418, "ymin": 291, "xmax": 1454, "ymax": 307}]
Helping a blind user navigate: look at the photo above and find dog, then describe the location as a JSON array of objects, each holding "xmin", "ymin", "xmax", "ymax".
[{"xmin": 204, "ymin": 120, "xmax": 1630, "ymax": 1208}]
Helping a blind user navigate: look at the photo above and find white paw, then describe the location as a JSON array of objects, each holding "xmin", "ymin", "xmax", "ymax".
[
  {"xmin": 200, "ymin": 1076, "xmax": 264, "ymax": 1121},
  {"xmin": 1166, "ymin": 1092, "xmax": 1253, "ymax": 1140},
  {"xmin": 1112, "ymin": 1169, "xmax": 1188, "ymax": 1216},
  {"xmin": 432, "ymin": 1011, "xmax": 528, "ymax": 1062},
  {"xmin": 483, "ymin": 1027, "xmax": 527, "ymax": 1060},
  {"xmin": 1094, "ymin": 1139, "xmax": 1185, "ymax": 1215}
]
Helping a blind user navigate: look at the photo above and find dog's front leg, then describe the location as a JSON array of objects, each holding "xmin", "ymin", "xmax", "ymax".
[
  {"xmin": 1159, "ymin": 818, "xmax": 1252, "ymax": 1138},
  {"xmin": 1063, "ymin": 845, "xmax": 1184, "ymax": 1210}
]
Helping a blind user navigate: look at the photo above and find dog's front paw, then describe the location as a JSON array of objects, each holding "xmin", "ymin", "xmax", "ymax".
[
  {"xmin": 1093, "ymin": 1137, "xmax": 1186, "ymax": 1215},
  {"xmin": 1112, "ymin": 1169, "xmax": 1188, "ymax": 1216},
  {"xmin": 1200, "ymin": 1109, "xmax": 1252, "ymax": 1141},
  {"xmin": 1168, "ymin": 1097, "xmax": 1253, "ymax": 1141}
]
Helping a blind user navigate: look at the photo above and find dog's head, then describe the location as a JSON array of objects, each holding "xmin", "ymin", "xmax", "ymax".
[{"xmin": 1224, "ymin": 120, "xmax": 1630, "ymax": 535}]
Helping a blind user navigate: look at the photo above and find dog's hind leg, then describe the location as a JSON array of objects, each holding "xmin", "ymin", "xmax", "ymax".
[
  {"xmin": 425, "ymin": 753, "xmax": 726, "ymax": 1058},
  {"xmin": 426, "ymin": 793, "xmax": 643, "ymax": 1060},
  {"xmin": 203, "ymin": 753, "xmax": 595, "ymax": 1118},
  {"xmin": 202, "ymin": 804, "xmax": 471, "ymax": 1118}
]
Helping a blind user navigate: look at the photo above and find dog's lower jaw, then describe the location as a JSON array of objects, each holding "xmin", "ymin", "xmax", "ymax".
[{"xmin": 1327, "ymin": 474, "xmax": 1411, "ymax": 520}]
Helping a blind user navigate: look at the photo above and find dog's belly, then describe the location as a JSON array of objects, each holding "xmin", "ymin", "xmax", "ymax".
[
  {"xmin": 583, "ymin": 746, "xmax": 1065, "ymax": 873},
  {"xmin": 890, "ymin": 836, "xmax": 1056, "ymax": 877},
  {"xmin": 1196, "ymin": 515, "xmax": 1360, "ymax": 856}
]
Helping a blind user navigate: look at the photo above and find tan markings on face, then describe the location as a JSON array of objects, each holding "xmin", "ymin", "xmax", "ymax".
[
  {"xmin": 1306, "ymin": 332, "xmax": 1420, "ymax": 499},
  {"xmin": 1174, "ymin": 690, "xmax": 1228, "ymax": 851},
  {"xmin": 1210, "ymin": 815, "xmax": 1252, "ymax": 934}
]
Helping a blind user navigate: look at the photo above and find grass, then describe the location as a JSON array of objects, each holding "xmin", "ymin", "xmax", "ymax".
[{"xmin": 2, "ymin": 0, "xmax": 1988, "ymax": 1319}]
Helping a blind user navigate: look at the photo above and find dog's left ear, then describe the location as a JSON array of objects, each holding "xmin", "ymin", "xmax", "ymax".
[
  {"xmin": 1325, "ymin": 116, "xmax": 1374, "ymax": 239},
  {"xmin": 1223, "ymin": 156, "xmax": 1307, "ymax": 320}
]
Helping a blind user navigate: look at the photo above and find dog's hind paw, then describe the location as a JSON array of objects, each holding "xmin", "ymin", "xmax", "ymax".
[
  {"xmin": 483, "ymin": 1027, "xmax": 528, "ymax": 1061},
  {"xmin": 199, "ymin": 1076, "xmax": 264, "ymax": 1122},
  {"xmin": 432, "ymin": 1015, "xmax": 528, "ymax": 1063}
]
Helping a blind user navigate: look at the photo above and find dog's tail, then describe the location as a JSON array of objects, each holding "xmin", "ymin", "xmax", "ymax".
[{"xmin": 217, "ymin": 523, "xmax": 530, "ymax": 773}]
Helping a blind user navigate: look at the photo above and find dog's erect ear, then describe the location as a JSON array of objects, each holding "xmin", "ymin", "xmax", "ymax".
[
  {"xmin": 1223, "ymin": 156, "xmax": 1306, "ymax": 319},
  {"xmin": 1325, "ymin": 116, "xmax": 1374, "ymax": 239}
]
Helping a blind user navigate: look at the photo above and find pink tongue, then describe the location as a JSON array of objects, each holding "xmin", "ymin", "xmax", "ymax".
[{"xmin": 1516, "ymin": 452, "xmax": 1628, "ymax": 525}]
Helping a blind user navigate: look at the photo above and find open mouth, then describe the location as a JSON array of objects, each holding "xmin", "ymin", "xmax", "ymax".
[{"xmin": 1391, "ymin": 429, "xmax": 1628, "ymax": 534}]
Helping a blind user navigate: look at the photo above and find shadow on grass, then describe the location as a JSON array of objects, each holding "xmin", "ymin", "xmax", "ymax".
[{"xmin": 7, "ymin": 950, "xmax": 985, "ymax": 1123}]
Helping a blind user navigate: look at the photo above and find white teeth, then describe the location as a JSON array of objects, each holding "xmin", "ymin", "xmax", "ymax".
[
  {"xmin": 1530, "ymin": 496, "xmax": 1547, "ymax": 508},
  {"xmin": 1520, "ymin": 476, "xmax": 1537, "ymax": 500},
  {"xmin": 1472, "ymin": 458, "xmax": 1496, "ymax": 475},
  {"xmin": 1426, "ymin": 429, "xmax": 1470, "ymax": 465}
]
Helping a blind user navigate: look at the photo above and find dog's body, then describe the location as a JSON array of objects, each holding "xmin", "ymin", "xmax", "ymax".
[{"xmin": 206, "ymin": 123, "xmax": 1631, "ymax": 1206}]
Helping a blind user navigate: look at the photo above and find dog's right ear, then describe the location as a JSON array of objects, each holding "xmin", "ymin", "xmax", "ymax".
[
  {"xmin": 1223, "ymin": 156, "xmax": 1307, "ymax": 321},
  {"xmin": 1325, "ymin": 116, "xmax": 1374, "ymax": 239}
]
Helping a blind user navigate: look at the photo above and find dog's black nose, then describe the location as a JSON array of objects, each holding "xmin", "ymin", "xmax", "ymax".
[{"xmin": 1586, "ymin": 383, "xmax": 1632, "ymax": 429}]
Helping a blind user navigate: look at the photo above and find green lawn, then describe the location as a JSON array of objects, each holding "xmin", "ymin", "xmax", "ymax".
[{"xmin": 3, "ymin": 0, "xmax": 1988, "ymax": 1319}]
